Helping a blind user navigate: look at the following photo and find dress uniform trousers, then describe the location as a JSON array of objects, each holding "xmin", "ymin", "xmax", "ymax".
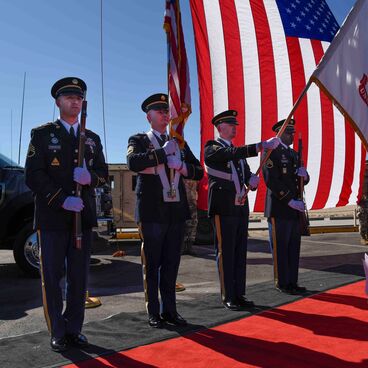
[
  {"xmin": 38, "ymin": 229, "xmax": 91, "ymax": 339},
  {"xmin": 213, "ymin": 213, "xmax": 248, "ymax": 302},
  {"xmin": 141, "ymin": 221, "xmax": 185, "ymax": 316},
  {"xmin": 268, "ymin": 217, "xmax": 301, "ymax": 288}
]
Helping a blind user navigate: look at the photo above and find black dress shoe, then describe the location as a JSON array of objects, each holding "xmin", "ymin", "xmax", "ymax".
[
  {"xmin": 161, "ymin": 312, "xmax": 187, "ymax": 326},
  {"xmin": 275, "ymin": 285, "xmax": 295, "ymax": 295},
  {"xmin": 290, "ymin": 285, "xmax": 307, "ymax": 294},
  {"xmin": 50, "ymin": 336, "xmax": 68, "ymax": 352},
  {"xmin": 236, "ymin": 296, "xmax": 255, "ymax": 308},
  {"xmin": 148, "ymin": 314, "xmax": 163, "ymax": 328},
  {"xmin": 66, "ymin": 333, "xmax": 89, "ymax": 348},
  {"xmin": 223, "ymin": 300, "xmax": 242, "ymax": 311}
]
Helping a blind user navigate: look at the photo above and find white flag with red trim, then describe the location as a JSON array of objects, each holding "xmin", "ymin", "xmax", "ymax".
[
  {"xmin": 312, "ymin": 0, "xmax": 368, "ymax": 147},
  {"xmin": 190, "ymin": 0, "xmax": 366, "ymax": 212},
  {"xmin": 164, "ymin": 0, "xmax": 191, "ymax": 148}
]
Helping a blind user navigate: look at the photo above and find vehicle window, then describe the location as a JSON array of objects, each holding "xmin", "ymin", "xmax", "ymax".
[{"xmin": 0, "ymin": 153, "xmax": 22, "ymax": 169}]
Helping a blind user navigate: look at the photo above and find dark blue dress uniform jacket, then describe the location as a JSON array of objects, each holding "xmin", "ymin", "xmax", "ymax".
[
  {"xmin": 25, "ymin": 120, "xmax": 108, "ymax": 230},
  {"xmin": 127, "ymin": 133, "xmax": 204, "ymax": 223},
  {"xmin": 262, "ymin": 145, "xmax": 309, "ymax": 219},
  {"xmin": 204, "ymin": 140, "xmax": 258, "ymax": 216}
]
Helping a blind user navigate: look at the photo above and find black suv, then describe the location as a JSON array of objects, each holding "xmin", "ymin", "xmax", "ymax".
[
  {"xmin": 0, "ymin": 153, "xmax": 38, "ymax": 276},
  {"xmin": 0, "ymin": 153, "xmax": 113, "ymax": 277}
]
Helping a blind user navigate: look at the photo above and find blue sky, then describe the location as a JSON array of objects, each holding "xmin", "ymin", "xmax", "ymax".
[{"xmin": 0, "ymin": 0, "xmax": 356, "ymax": 165}]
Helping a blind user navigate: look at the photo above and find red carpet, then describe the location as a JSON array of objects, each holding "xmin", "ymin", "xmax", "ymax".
[{"xmin": 64, "ymin": 281, "xmax": 368, "ymax": 367}]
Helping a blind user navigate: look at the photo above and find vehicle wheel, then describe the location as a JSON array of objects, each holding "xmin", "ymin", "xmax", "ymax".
[{"xmin": 13, "ymin": 221, "xmax": 40, "ymax": 278}]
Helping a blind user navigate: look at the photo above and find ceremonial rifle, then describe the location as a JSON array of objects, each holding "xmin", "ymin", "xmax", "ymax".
[
  {"xmin": 297, "ymin": 134, "xmax": 310, "ymax": 236},
  {"xmin": 74, "ymin": 92, "xmax": 87, "ymax": 249}
]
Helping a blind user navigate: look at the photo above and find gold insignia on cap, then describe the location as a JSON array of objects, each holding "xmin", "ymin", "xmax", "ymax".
[
  {"xmin": 51, "ymin": 157, "xmax": 60, "ymax": 166},
  {"xmin": 233, "ymin": 111, "xmax": 236, "ymax": 115},
  {"xmin": 72, "ymin": 79, "xmax": 78, "ymax": 85},
  {"xmin": 27, "ymin": 143, "xmax": 36, "ymax": 158},
  {"xmin": 280, "ymin": 191, "xmax": 284, "ymax": 196},
  {"xmin": 161, "ymin": 95, "xmax": 165, "ymax": 101}
]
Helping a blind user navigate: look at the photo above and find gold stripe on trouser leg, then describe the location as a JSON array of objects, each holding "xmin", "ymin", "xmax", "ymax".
[
  {"xmin": 38, "ymin": 230, "xmax": 52, "ymax": 333},
  {"xmin": 215, "ymin": 215, "xmax": 226, "ymax": 302},
  {"xmin": 138, "ymin": 223, "xmax": 149, "ymax": 312},
  {"xmin": 271, "ymin": 217, "xmax": 279, "ymax": 287}
]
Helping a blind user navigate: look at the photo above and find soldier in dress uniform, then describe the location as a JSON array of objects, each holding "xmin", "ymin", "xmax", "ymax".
[
  {"xmin": 127, "ymin": 93, "xmax": 203, "ymax": 328},
  {"xmin": 204, "ymin": 110, "xmax": 280, "ymax": 311},
  {"xmin": 262, "ymin": 119, "xmax": 309, "ymax": 295},
  {"xmin": 25, "ymin": 77, "xmax": 108, "ymax": 352}
]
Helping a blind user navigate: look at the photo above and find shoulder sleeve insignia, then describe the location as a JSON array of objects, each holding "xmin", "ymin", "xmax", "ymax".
[
  {"xmin": 265, "ymin": 159, "xmax": 273, "ymax": 168},
  {"xmin": 85, "ymin": 137, "xmax": 96, "ymax": 146},
  {"xmin": 27, "ymin": 143, "xmax": 36, "ymax": 158}
]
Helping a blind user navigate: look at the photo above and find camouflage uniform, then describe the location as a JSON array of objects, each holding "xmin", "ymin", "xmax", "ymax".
[
  {"xmin": 182, "ymin": 179, "xmax": 198, "ymax": 254},
  {"xmin": 358, "ymin": 161, "xmax": 368, "ymax": 244},
  {"xmin": 358, "ymin": 199, "xmax": 368, "ymax": 244}
]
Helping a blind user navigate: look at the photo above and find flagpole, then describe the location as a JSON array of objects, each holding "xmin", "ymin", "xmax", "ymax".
[
  {"xmin": 100, "ymin": 0, "xmax": 108, "ymax": 163},
  {"xmin": 254, "ymin": 78, "xmax": 313, "ymax": 176},
  {"xmin": 10, "ymin": 109, "xmax": 13, "ymax": 163},
  {"xmin": 165, "ymin": 2, "xmax": 176, "ymax": 198},
  {"xmin": 18, "ymin": 72, "xmax": 26, "ymax": 165}
]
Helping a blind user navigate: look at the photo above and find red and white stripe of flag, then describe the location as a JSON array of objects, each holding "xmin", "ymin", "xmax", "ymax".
[
  {"xmin": 190, "ymin": 0, "xmax": 365, "ymax": 212},
  {"xmin": 164, "ymin": 0, "xmax": 191, "ymax": 148}
]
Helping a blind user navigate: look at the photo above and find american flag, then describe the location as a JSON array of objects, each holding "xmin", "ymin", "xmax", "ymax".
[
  {"xmin": 190, "ymin": 0, "xmax": 366, "ymax": 212},
  {"xmin": 164, "ymin": 0, "xmax": 191, "ymax": 148}
]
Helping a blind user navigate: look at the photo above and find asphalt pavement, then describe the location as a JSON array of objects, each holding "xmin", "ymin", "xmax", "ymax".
[{"xmin": 0, "ymin": 231, "xmax": 367, "ymax": 367}]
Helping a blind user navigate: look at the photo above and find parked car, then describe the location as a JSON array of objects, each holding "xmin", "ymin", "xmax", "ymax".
[
  {"xmin": 0, "ymin": 152, "xmax": 113, "ymax": 277},
  {"xmin": 0, "ymin": 153, "xmax": 37, "ymax": 276}
]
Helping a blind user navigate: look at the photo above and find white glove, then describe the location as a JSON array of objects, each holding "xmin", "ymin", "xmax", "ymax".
[
  {"xmin": 297, "ymin": 167, "xmax": 308, "ymax": 180},
  {"xmin": 74, "ymin": 167, "xmax": 91, "ymax": 185},
  {"xmin": 248, "ymin": 174, "xmax": 259, "ymax": 189},
  {"xmin": 73, "ymin": 160, "xmax": 91, "ymax": 185},
  {"xmin": 167, "ymin": 155, "xmax": 183, "ymax": 170},
  {"xmin": 62, "ymin": 196, "xmax": 84, "ymax": 212},
  {"xmin": 167, "ymin": 155, "xmax": 187, "ymax": 175},
  {"xmin": 163, "ymin": 140, "xmax": 177, "ymax": 155},
  {"xmin": 262, "ymin": 137, "xmax": 281, "ymax": 150},
  {"xmin": 288, "ymin": 199, "xmax": 305, "ymax": 212}
]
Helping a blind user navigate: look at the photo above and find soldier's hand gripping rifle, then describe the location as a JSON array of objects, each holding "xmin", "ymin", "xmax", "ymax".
[
  {"xmin": 74, "ymin": 92, "xmax": 87, "ymax": 249},
  {"xmin": 297, "ymin": 134, "xmax": 310, "ymax": 236}
]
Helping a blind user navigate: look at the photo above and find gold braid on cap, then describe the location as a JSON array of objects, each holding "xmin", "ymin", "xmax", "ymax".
[
  {"xmin": 213, "ymin": 115, "xmax": 235, "ymax": 125},
  {"xmin": 56, "ymin": 84, "xmax": 83, "ymax": 94},
  {"xmin": 145, "ymin": 101, "xmax": 167, "ymax": 109}
]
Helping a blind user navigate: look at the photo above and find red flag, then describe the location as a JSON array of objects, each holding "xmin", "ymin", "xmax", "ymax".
[
  {"xmin": 164, "ymin": 0, "xmax": 191, "ymax": 148},
  {"xmin": 190, "ymin": 0, "xmax": 365, "ymax": 212}
]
